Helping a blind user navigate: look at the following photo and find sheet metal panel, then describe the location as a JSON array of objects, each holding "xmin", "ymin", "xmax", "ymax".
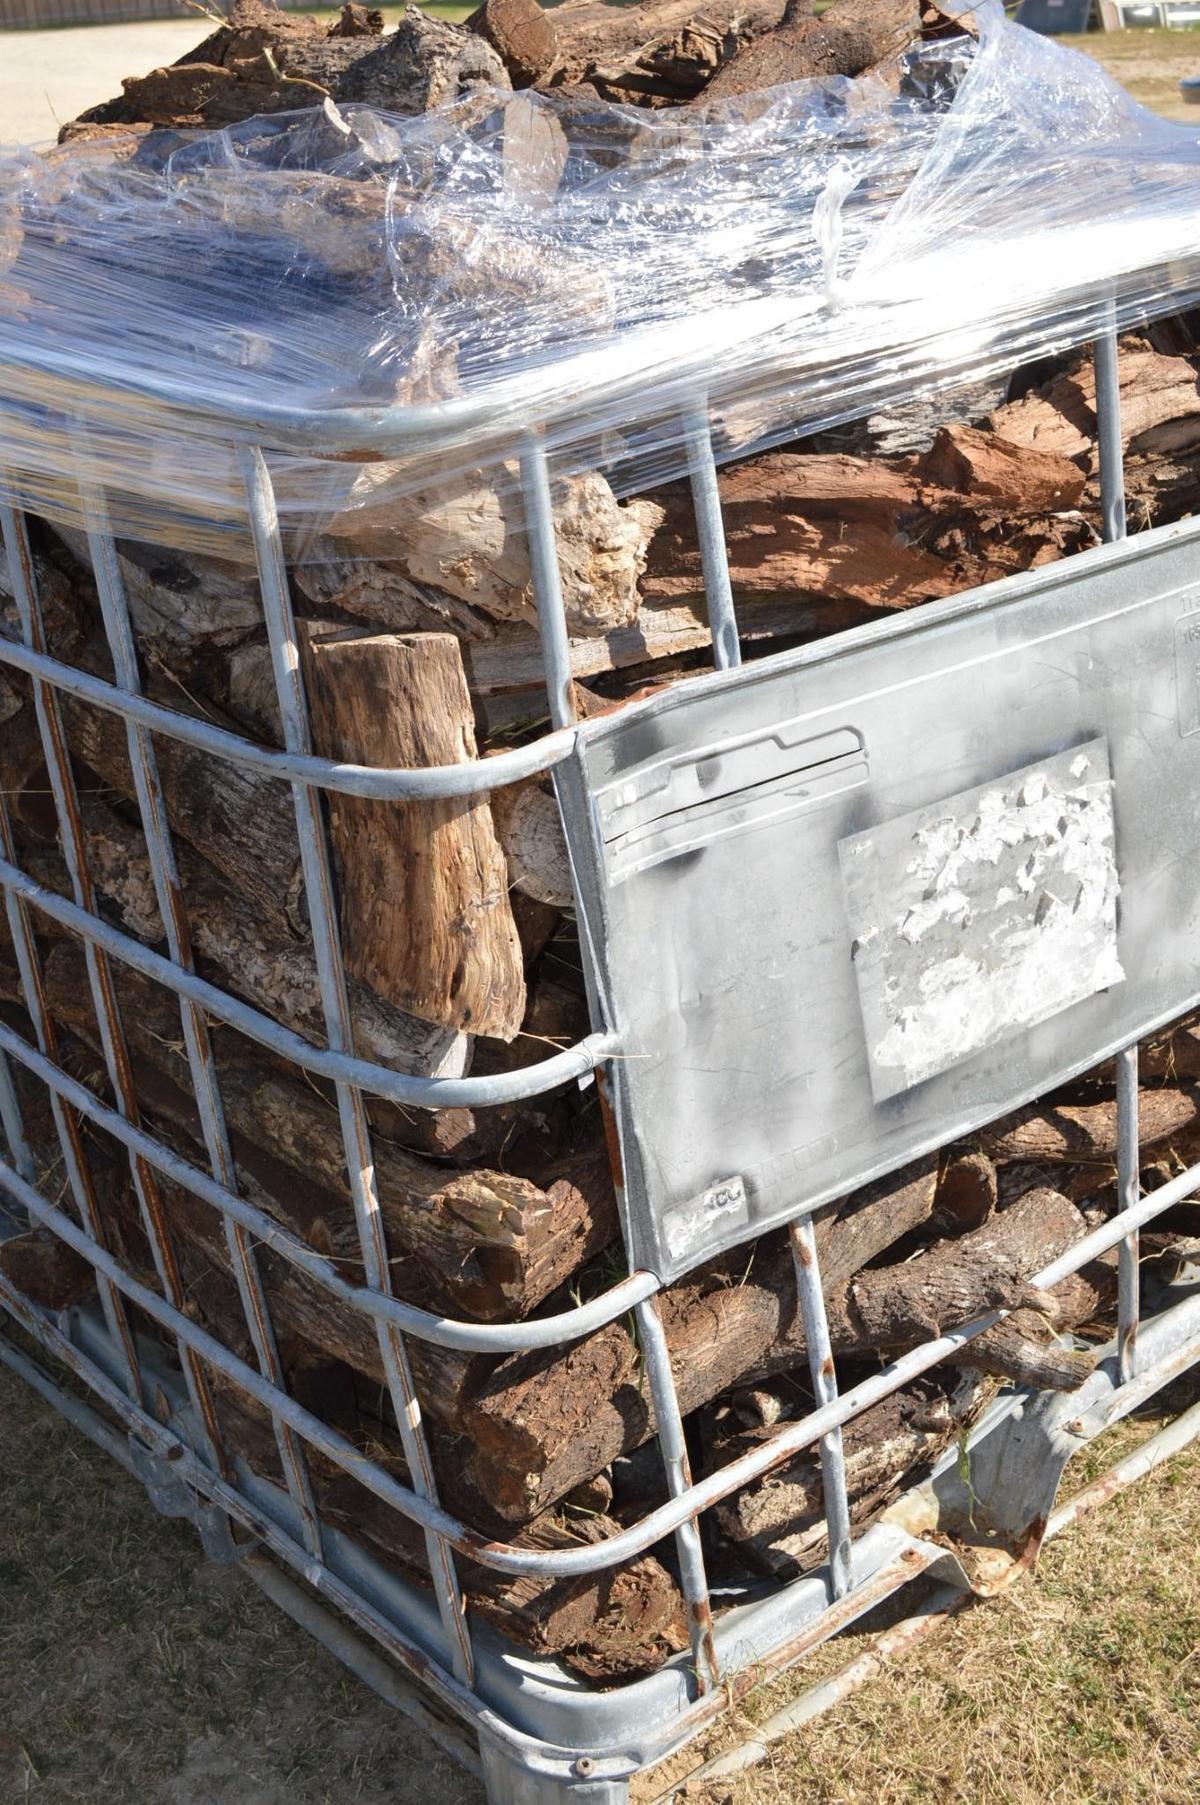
[{"xmin": 572, "ymin": 516, "xmax": 1200, "ymax": 1279}]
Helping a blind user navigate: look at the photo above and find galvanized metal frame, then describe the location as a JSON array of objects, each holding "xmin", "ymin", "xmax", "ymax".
[{"xmin": 0, "ymin": 325, "xmax": 1197, "ymax": 1804}]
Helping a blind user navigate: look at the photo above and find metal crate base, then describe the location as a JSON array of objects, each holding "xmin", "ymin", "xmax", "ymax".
[{"xmin": 2, "ymin": 1265, "xmax": 1197, "ymax": 1805}]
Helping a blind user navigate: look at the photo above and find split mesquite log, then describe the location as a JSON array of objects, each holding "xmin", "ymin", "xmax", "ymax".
[
  {"xmin": 299, "ymin": 626, "xmax": 525, "ymax": 1040},
  {"xmin": 713, "ymin": 1372, "xmax": 986, "ymax": 1579},
  {"xmin": 465, "ymin": 1182, "xmax": 1092, "ymax": 1522}
]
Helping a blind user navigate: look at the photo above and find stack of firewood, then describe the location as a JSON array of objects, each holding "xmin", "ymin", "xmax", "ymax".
[{"xmin": 4, "ymin": 0, "xmax": 1200, "ymax": 1682}]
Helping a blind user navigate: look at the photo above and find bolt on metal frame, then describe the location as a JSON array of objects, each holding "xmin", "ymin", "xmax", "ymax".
[{"xmin": 0, "ymin": 327, "xmax": 1198, "ymax": 1805}]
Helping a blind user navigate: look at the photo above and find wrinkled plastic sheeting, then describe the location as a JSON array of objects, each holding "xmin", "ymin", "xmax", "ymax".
[{"xmin": 1, "ymin": 0, "xmax": 1199, "ymax": 559}]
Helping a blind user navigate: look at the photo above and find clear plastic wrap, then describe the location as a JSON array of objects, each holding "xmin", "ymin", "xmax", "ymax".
[{"xmin": 1, "ymin": 0, "xmax": 1200, "ymax": 560}]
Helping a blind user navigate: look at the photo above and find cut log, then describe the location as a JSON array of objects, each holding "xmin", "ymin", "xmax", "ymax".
[
  {"xmin": 26, "ymin": 939, "xmax": 615, "ymax": 1326},
  {"xmin": 465, "ymin": 1160, "xmax": 939, "ymax": 1520},
  {"xmin": 714, "ymin": 1373, "xmax": 985, "ymax": 1578},
  {"xmin": 208, "ymin": 1378, "xmax": 686, "ymax": 1678},
  {"xmin": 933, "ymin": 1152, "xmax": 998, "ymax": 1234},
  {"xmin": 59, "ymin": 688, "xmax": 308, "ymax": 940},
  {"xmin": 491, "ymin": 778, "xmax": 573, "ymax": 907},
  {"xmin": 963, "ymin": 1261, "xmax": 1114, "ymax": 1393},
  {"xmin": 639, "ymin": 443, "xmax": 1092, "ymax": 616},
  {"xmin": 17, "ymin": 794, "xmax": 466, "ymax": 1079},
  {"xmin": 704, "ymin": 0, "xmax": 921, "ymax": 99},
  {"xmin": 0, "ymin": 1225, "xmax": 95, "ymax": 1311},
  {"xmin": 71, "ymin": 0, "xmax": 510, "ymax": 134},
  {"xmin": 978, "ymin": 1091, "xmax": 1200, "ymax": 1164},
  {"xmin": 300, "ymin": 626, "xmax": 525, "ymax": 1040},
  {"xmin": 330, "ymin": 470, "xmax": 662, "ymax": 638},
  {"xmin": 465, "ymin": 1178, "xmax": 1091, "ymax": 1521},
  {"xmin": 468, "ymin": 0, "xmax": 558, "ymax": 86},
  {"xmin": 540, "ymin": 0, "xmax": 785, "ymax": 99}
]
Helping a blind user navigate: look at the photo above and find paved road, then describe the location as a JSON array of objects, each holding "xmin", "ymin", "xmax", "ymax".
[{"xmin": 0, "ymin": 20, "xmax": 207, "ymax": 146}]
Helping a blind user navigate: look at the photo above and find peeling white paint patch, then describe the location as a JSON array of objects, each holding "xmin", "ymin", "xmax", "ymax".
[
  {"xmin": 664, "ymin": 1175, "xmax": 749, "ymax": 1260},
  {"xmin": 840, "ymin": 740, "xmax": 1123, "ymax": 1101}
]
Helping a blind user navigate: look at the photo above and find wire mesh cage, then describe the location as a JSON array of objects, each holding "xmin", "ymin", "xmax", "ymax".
[{"xmin": 1, "ymin": 313, "xmax": 1200, "ymax": 1805}]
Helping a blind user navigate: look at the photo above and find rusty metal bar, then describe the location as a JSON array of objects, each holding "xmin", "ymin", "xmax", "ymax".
[
  {"xmin": 789, "ymin": 1219, "xmax": 854, "ymax": 1599},
  {"xmin": 635, "ymin": 1296, "xmax": 719, "ymax": 1694},
  {"xmin": 239, "ymin": 444, "xmax": 474, "ymax": 1687},
  {"xmin": 79, "ymin": 479, "xmax": 324, "ymax": 1556}
]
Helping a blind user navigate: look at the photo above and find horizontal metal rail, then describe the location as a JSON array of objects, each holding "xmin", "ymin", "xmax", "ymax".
[
  {"xmin": 0, "ymin": 1011, "xmax": 655, "ymax": 1350},
  {"xmin": 3, "ymin": 1139, "xmax": 1197, "ymax": 1582},
  {"xmin": 0, "ymin": 859, "xmax": 613, "ymax": 1108},
  {"xmin": 0, "ymin": 632, "xmax": 577, "ymax": 800}
]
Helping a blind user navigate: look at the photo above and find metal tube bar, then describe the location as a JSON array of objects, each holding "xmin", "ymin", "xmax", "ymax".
[
  {"xmin": 635, "ymin": 1296, "xmax": 719, "ymax": 1693},
  {"xmin": 0, "ymin": 1290, "xmax": 624, "ymax": 1789},
  {"xmin": 0, "ymin": 1010, "xmax": 658, "ymax": 1354},
  {"xmin": 8, "ymin": 1140, "xmax": 1199, "ymax": 1581},
  {"xmin": 789, "ymin": 1220, "xmax": 854, "ymax": 1599},
  {"xmin": 1094, "ymin": 330, "xmax": 1139, "ymax": 1385},
  {"xmin": 1095, "ymin": 324, "xmax": 1127, "ymax": 545},
  {"xmin": 1116, "ymin": 1044, "xmax": 1141, "ymax": 1384},
  {"xmin": 0, "ymin": 806, "xmax": 141, "ymax": 1395},
  {"xmin": 0, "ymin": 854, "xmax": 612, "ymax": 1109},
  {"xmin": 681, "ymin": 402, "xmax": 741, "ymax": 672},
  {"xmin": 0, "ymin": 1049, "xmax": 33, "ymax": 1183},
  {"xmin": 240, "ymin": 445, "xmax": 474, "ymax": 1687},
  {"xmin": 518, "ymin": 435, "xmax": 578, "ymax": 731},
  {"xmin": 0, "ymin": 630, "xmax": 575, "ymax": 800},
  {"xmin": 80, "ymin": 485, "xmax": 324, "ymax": 1558},
  {"xmin": 0, "ymin": 499, "xmax": 228, "ymax": 1477}
]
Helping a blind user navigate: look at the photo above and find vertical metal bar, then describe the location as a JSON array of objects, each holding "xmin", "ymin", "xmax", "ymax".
[
  {"xmin": 0, "ymin": 503, "xmax": 139, "ymax": 1399},
  {"xmin": 239, "ymin": 444, "xmax": 474, "ymax": 1688},
  {"xmin": 0, "ymin": 797, "xmax": 140, "ymax": 1392},
  {"xmin": 79, "ymin": 482, "xmax": 325, "ymax": 1558},
  {"xmin": 635, "ymin": 1295, "xmax": 719, "ymax": 1694},
  {"xmin": 0, "ymin": 1049, "xmax": 34, "ymax": 1183},
  {"xmin": 1116, "ymin": 1043, "xmax": 1140, "ymax": 1384},
  {"xmin": 1, "ymin": 495, "xmax": 229, "ymax": 1474},
  {"xmin": 1095, "ymin": 322, "xmax": 1127, "ymax": 546},
  {"xmin": 1095, "ymin": 327, "xmax": 1139, "ymax": 1384},
  {"xmin": 681, "ymin": 402, "xmax": 742, "ymax": 673},
  {"xmin": 518, "ymin": 435, "xmax": 578, "ymax": 731},
  {"xmin": 789, "ymin": 1219, "xmax": 853, "ymax": 1599}
]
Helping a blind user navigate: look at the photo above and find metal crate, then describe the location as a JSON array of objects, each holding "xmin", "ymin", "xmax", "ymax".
[{"xmin": 2, "ymin": 326, "xmax": 1200, "ymax": 1805}]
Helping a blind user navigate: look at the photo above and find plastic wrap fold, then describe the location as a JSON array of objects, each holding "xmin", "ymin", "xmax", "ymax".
[{"xmin": 1, "ymin": 0, "xmax": 1199, "ymax": 560}]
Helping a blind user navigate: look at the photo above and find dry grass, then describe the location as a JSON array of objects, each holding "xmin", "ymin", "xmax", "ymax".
[
  {"xmin": 639, "ymin": 1384, "xmax": 1200, "ymax": 1805},
  {"xmin": 0, "ymin": 1358, "xmax": 483, "ymax": 1805},
  {"xmin": 1066, "ymin": 27, "xmax": 1200, "ymax": 121},
  {"xmin": 3, "ymin": 1350, "xmax": 1198, "ymax": 1805}
]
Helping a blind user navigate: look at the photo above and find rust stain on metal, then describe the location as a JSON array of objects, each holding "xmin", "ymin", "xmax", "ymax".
[{"xmin": 595, "ymin": 1067, "xmax": 627, "ymax": 1209}]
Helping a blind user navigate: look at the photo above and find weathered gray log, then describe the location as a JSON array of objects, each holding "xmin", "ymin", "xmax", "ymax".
[{"xmin": 300, "ymin": 626, "xmax": 525, "ymax": 1041}]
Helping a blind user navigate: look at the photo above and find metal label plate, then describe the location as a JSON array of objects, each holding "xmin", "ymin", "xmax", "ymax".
[{"xmin": 567, "ymin": 518, "xmax": 1200, "ymax": 1280}]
